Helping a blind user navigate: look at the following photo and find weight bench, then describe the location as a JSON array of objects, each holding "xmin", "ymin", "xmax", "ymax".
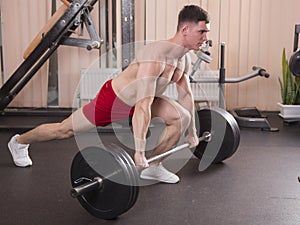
[{"xmin": 0, "ymin": 0, "xmax": 102, "ymax": 110}]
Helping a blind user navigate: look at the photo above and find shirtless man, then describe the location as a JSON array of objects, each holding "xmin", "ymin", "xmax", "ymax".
[{"xmin": 8, "ymin": 5, "xmax": 210, "ymax": 184}]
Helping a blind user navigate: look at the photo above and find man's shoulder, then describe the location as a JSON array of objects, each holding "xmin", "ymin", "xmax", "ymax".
[{"xmin": 136, "ymin": 42, "xmax": 166, "ymax": 62}]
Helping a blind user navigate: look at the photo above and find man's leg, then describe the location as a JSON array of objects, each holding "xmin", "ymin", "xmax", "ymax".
[
  {"xmin": 8, "ymin": 108, "xmax": 95, "ymax": 167},
  {"xmin": 140, "ymin": 97, "xmax": 191, "ymax": 183},
  {"xmin": 150, "ymin": 97, "xmax": 191, "ymax": 161}
]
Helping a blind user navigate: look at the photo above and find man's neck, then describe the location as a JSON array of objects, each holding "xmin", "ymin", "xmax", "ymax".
[{"xmin": 162, "ymin": 38, "xmax": 189, "ymax": 58}]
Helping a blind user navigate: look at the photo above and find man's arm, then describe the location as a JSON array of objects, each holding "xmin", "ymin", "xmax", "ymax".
[
  {"xmin": 176, "ymin": 57, "xmax": 199, "ymax": 148},
  {"xmin": 132, "ymin": 61, "xmax": 165, "ymax": 168}
]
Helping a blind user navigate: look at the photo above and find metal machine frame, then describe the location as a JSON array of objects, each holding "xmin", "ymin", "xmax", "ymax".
[
  {"xmin": 0, "ymin": 0, "xmax": 136, "ymax": 112},
  {"xmin": 0, "ymin": 0, "xmax": 102, "ymax": 110},
  {"xmin": 190, "ymin": 42, "xmax": 278, "ymax": 132}
]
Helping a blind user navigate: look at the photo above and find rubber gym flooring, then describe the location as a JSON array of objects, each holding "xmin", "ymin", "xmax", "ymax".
[{"xmin": 0, "ymin": 111, "xmax": 299, "ymax": 225}]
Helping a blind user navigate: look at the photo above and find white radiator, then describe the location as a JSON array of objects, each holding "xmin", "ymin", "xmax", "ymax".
[
  {"xmin": 163, "ymin": 70, "xmax": 219, "ymax": 107},
  {"xmin": 79, "ymin": 68, "xmax": 219, "ymax": 107},
  {"xmin": 80, "ymin": 68, "xmax": 121, "ymax": 101}
]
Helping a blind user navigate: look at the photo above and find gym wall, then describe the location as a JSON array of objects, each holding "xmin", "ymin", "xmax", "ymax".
[
  {"xmin": 1, "ymin": 0, "xmax": 300, "ymax": 110},
  {"xmin": 138, "ymin": 0, "xmax": 300, "ymax": 111},
  {"xmin": 1, "ymin": 0, "xmax": 100, "ymax": 108}
]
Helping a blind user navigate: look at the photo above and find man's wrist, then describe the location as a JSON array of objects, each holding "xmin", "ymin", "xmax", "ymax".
[
  {"xmin": 188, "ymin": 127, "xmax": 197, "ymax": 135},
  {"xmin": 134, "ymin": 136, "xmax": 146, "ymax": 151}
]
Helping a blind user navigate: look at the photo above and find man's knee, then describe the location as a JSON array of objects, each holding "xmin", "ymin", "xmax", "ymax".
[
  {"xmin": 170, "ymin": 108, "xmax": 191, "ymax": 132},
  {"xmin": 57, "ymin": 122, "xmax": 74, "ymax": 139}
]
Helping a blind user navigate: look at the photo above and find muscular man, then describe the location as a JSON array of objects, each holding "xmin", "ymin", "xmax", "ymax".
[{"xmin": 8, "ymin": 5, "xmax": 210, "ymax": 183}]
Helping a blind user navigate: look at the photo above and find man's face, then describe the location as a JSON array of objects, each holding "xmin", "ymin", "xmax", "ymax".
[{"xmin": 184, "ymin": 21, "xmax": 210, "ymax": 51}]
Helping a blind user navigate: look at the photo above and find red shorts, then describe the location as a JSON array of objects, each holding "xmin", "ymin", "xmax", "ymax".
[{"xmin": 82, "ymin": 79, "xmax": 135, "ymax": 126}]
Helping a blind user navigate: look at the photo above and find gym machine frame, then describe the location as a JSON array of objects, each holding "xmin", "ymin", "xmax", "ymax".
[
  {"xmin": 0, "ymin": 0, "xmax": 136, "ymax": 113},
  {"xmin": 191, "ymin": 42, "xmax": 278, "ymax": 132},
  {"xmin": 0, "ymin": 0, "xmax": 102, "ymax": 111}
]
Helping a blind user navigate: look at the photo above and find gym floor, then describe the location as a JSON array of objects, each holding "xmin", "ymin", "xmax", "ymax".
[{"xmin": 0, "ymin": 112, "xmax": 300, "ymax": 225}]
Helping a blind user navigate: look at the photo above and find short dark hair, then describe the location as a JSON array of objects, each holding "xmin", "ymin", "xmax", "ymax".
[{"xmin": 177, "ymin": 5, "xmax": 210, "ymax": 31}]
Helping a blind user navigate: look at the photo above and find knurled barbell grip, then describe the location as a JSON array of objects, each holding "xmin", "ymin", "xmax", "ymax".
[
  {"xmin": 147, "ymin": 131, "xmax": 211, "ymax": 164},
  {"xmin": 70, "ymin": 177, "xmax": 103, "ymax": 198}
]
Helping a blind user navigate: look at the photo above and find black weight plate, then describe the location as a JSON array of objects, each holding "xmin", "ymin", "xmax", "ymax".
[
  {"xmin": 91, "ymin": 145, "xmax": 139, "ymax": 217},
  {"xmin": 289, "ymin": 50, "xmax": 300, "ymax": 77},
  {"xmin": 223, "ymin": 110, "xmax": 241, "ymax": 156},
  {"xmin": 205, "ymin": 108, "xmax": 239, "ymax": 160},
  {"xmin": 118, "ymin": 150, "xmax": 139, "ymax": 210},
  {"xmin": 196, "ymin": 107, "xmax": 240, "ymax": 163},
  {"xmin": 111, "ymin": 146, "xmax": 139, "ymax": 214},
  {"xmin": 112, "ymin": 150, "xmax": 138, "ymax": 213},
  {"xmin": 70, "ymin": 146, "xmax": 133, "ymax": 220},
  {"xmin": 108, "ymin": 150, "xmax": 134, "ymax": 215},
  {"xmin": 193, "ymin": 108, "xmax": 240, "ymax": 168},
  {"xmin": 109, "ymin": 146, "xmax": 139, "ymax": 215}
]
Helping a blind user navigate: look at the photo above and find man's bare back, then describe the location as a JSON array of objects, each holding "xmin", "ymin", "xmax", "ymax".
[{"xmin": 112, "ymin": 40, "xmax": 190, "ymax": 107}]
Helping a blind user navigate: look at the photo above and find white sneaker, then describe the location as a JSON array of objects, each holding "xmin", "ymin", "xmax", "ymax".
[
  {"xmin": 8, "ymin": 134, "xmax": 32, "ymax": 167},
  {"xmin": 140, "ymin": 163, "xmax": 180, "ymax": 184}
]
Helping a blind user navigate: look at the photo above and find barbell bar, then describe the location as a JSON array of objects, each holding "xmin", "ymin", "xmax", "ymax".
[
  {"xmin": 70, "ymin": 177, "xmax": 102, "ymax": 198},
  {"xmin": 147, "ymin": 131, "xmax": 211, "ymax": 164},
  {"xmin": 70, "ymin": 107, "xmax": 241, "ymax": 219},
  {"xmin": 70, "ymin": 131, "xmax": 211, "ymax": 198}
]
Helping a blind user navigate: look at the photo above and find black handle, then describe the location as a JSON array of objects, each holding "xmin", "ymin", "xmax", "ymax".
[{"xmin": 252, "ymin": 66, "xmax": 270, "ymax": 78}]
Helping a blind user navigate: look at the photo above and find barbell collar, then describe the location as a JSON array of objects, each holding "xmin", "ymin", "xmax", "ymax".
[
  {"xmin": 70, "ymin": 177, "xmax": 103, "ymax": 198},
  {"xmin": 147, "ymin": 131, "xmax": 211, "ymax": 164}
]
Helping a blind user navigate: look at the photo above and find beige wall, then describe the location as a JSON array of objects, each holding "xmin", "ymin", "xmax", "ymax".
[
  {"xmin": 0, "ymin": 0, "xmax": 100, "ymax": 108},
  {"xmin": 1, "ymin": 0, "xmax": 50, "ymax": 107},
  {"xmin": 1, "ymin": 0, "xmax": 300, "ymax": 110},
  {"xmin": 139, "ymin": 0, "xmax": 300, "ymax": 110}
]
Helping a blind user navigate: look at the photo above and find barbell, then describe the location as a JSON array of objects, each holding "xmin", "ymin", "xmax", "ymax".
[{"xmin": 70, "ymin": 108, "xmax": 240, "ymax": 219}]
